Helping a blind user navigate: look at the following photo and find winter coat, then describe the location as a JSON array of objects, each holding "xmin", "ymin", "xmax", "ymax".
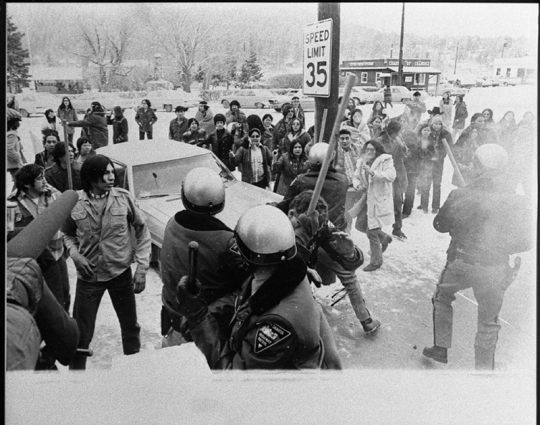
[
  {"xmin": 195, "ymin": 108, "xmax": 216, "ymax": 135},
  {"xmin": 169, "ymin": 117, "xmax": 189, "ymax": 141},
  {"xmin": 439, "ymin": 98, "xmax": 453, "ymax": 128},
  {"xmin": 68, "ymin": 111, "xmax": 109, "ymax": 149},
  {"xmin": 225, "ymin": 110, "xmax": 248, "ymax": 133},
  {"xmin": 340, "ymin": 120, "xmax": 370, "ymax": 150},
  {"xmin": 7, "ymin": 130, "xmax": 26, "ymax": 171},
  {"xmin": 416, "ymin": 138, "xmax": 439, "ymax": 192},
  {"xmin": 44, "ymin": 163, "xmax": 82, "ymax": 192},
  {"xmin": 188, "ymin": 256, "xmax": 335, "ymax": 370},
  {"xmin": 34, "ymin": 150, "xmax": 55, "ymax": 169},
  {"xmin": 106, "ymin": 108, "xmax": 129, "ymax": 144},
  {"xmin": 428, "ymin": 127, "xmax": 453, "ymax": 161},
  {"xmin": 209, "ymin": 128, "xmax": 236, "ymax": 171},
  {"xmin": 383, "ymin": 86, "xmax": 392, "ymax": 102},
  {"xmin": 272, "ymin": 118, "xmax": 292, "ymax": 151},
  {"xmin": 335, "ymin": 144, "xmax": 362, "ymax": 186},
  {"xmin": 182, "ymin": 129, "xmax": 208, "ymax": 147},
  {"xmin": 230, "ymin": 143, "xmax": 273, "ymax": 185},
  {"xmin": 352, "ymin": 154, "xmax": 396, "ymax": 230},
  {"xmin": 280, "ymin": 130, "xmax": 311, "ymax": 154},
  {"xmin": 272, "ymin": 153, "xmax": 309, "ymax": 195},
  {"xmin": 135, "ymin": 107, "xmax": 158, "ymax": 132},
  {"xmin": 405, "ymin": 100, "xmax": 427, "ymax": 129},
  {"xmin": 57, "ymin": 108, "xmax": 78, "ymax": 135},
  {"xmin": 401, "ymin": 129, "xmax": 422, "ymax": 174},
  {"xmin": 376, "ymin": 132, "xmax": 408, "ymax": 193},
  {"xmin": 277, "ymin": 165, "xmax": 349, "ymax": 231},
  {"xmin": 452, "ymin": 102, "xmax": 468, "ymax": 130},
  {"xmin": 262, "ymin": 125, "xmax": 275, "ymax": 151}
]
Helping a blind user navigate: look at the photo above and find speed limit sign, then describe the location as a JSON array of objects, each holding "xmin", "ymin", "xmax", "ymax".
[{"xmin": 303, "ymin": 19, "xmax": 332, "ymax": 97}]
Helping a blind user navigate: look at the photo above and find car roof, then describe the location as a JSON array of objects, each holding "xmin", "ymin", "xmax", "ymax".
[{"xmin": 97, "ymin": 140, "xmax": 208, "ymax": 166}]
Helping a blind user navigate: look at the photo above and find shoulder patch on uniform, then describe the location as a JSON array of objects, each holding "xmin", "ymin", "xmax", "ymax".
[{"xmin": 254, "ymin": 322, "xmax": 291, "ymax": 353}]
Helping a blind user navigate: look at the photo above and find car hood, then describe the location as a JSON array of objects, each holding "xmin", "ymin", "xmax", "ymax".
[{"xmin": 138, "ymin": 180, "xmax": 283, "ymax": 246}]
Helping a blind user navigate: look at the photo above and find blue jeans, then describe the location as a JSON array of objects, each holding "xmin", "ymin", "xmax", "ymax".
[{"xmin": 70, "ymin": 267, "xmax": 140, "ymax": 370}]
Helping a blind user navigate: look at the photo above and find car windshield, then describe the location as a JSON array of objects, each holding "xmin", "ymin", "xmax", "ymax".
[{"xmin": 130, "ymin": 152, "xmax": 235, "ymax": 199}]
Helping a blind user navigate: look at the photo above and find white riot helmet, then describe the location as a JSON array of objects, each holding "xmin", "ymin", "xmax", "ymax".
[
  {"xmin": 308, "ymin": 142, "xmax": 331, "ymax": 166},
  {"xmin": 234, "ymin": 205, "xmax": 297, "ymax": 266},
  {"xmin": 182, "ymin": 167, "xmax": 225, "ymax": 214},
  {"xmin": 473, "ymin": 144, "xmax": 508, "ymax": 177}
]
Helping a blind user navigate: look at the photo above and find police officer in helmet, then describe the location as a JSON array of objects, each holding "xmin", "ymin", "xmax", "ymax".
[
  {"xmin": 160, "ymin": 167, "xmax": 247, "ymax": 347},
  {"xmin": 423, "ymin": 144, "xmax": 533, "ymax": 370},
  {"xmin": 175, "ymin": 205, "xmax": 342, "ymax": 370}
]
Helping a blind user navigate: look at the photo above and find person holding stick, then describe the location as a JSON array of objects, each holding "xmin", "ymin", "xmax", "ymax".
[
  {"xmin": 423, "ymin": 144, "xmax": 532, "ymax": 370},
  {"xmin": 175, "ymin": 205, "xmax": 342, "ymax": 370},
  {"xmin": 160, "ymin": 168, "xmax": 248, "ymax": 347}
]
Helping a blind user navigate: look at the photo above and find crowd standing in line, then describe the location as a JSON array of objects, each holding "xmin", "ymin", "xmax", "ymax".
[{"xmin": 5, "ymin": 87, "xmax": 536, "ymax": 372}]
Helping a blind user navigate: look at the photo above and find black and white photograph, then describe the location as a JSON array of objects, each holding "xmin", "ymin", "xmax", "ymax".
[{"xmin": 5, "ymin": 2, "xmax": 537, "ymax": 424}]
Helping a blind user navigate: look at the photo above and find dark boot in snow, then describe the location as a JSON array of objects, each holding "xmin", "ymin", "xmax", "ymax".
[{"xmin": 422, "ymin": 345, "xmax": 448, "ymax": 364}]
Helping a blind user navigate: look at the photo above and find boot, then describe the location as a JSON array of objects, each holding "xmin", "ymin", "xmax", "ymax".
[
  {"xmin": 381, "ymin": 235, "xmax": 392, "ymax": 253},
  {"xmin": 361, "ymin": 317, "xmax": 381, "ymax": 335},
  {"xmin": 474, "ymin": 346, "xmax": 495, "ymax": 371},
  {"xmin": 69, "ymin": 354, "xmax": 87, "ymax": 370},
  {"xmin": 422, "ymin": 345, "xmax": 448, "ymax": 364}
]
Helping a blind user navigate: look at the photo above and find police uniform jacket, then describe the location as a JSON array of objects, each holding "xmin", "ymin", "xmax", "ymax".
[
  {"xmin": 161, "ymin": 210, "xmax": 247, "ymax": 329},
  {"xmin": 434, "ymin": 176, "xmax": 533, "ymax": 265},
  {"xmin": 277, "ymin": 164, "xmax": 349, "ymax": 231},
  {"xmin": 190, "ymin": 256, "xmax": 335, "ymax": 370}
]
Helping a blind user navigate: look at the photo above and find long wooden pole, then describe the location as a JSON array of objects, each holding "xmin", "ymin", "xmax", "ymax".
[
  {"xmin": 307, "ymin": 73, "xmax": 356, "ymax": 215},
  {"xmin": 62, "ymin": 121, "xmax": 74, "ymax": 190},
  {"xmin": 318, "ymin": 108, "xmax": 328, "ymax": 144},
  {"xmin": 441, "ymin": 138, "xmax": 466, "ymax": 187}
]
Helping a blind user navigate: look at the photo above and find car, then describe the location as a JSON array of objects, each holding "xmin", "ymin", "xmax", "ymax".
[
  {"xmin": 141, "ymin": 90, "xmax": 200, "ymax": 112},
  {"xmin": 475, "ymin": 77, "xmax": 500, "ymax": 88},
  {"xmin": 372, "ymin": 86, "xmax": 414, "ymax": 103},
  {"xmin": 269, "ymin": 89, "xmax": 315, "ymax": 112},
  {"xmin": 220, "ymin": 89, "xmax": 282, "ymax": 110},
  {"xmin": 17, "ymin": 91, "xmax": 61, "ymax": 117},
  {"xmin": 493, "ymin": 76, "xmax": 522, "ymax": 86},
  {"xmin": 426, "ymin": 83, "xmax": 469, "ymax": 97},
  {"xmin": 340, "ymin": 86, "xmax": 378, "ymax": 105},
  {"xmin": 97, "ymin": 140, "xmax": 282, "ymax": 266},
  {"xmin": 70, "ymin": 92, "xmax": 138, "ymax": 114}
]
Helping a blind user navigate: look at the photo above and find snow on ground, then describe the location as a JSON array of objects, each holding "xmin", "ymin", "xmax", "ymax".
[{"xmin": 6, "ymin": 85, "xmax": 537, "ymax": 372}]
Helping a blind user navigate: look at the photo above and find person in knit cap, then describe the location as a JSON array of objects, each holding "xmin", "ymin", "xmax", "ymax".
[
  {"xmin": 225, "ymin": 100, "xmax": 248, "ymax": 133},
  {"xmin": 209, "ymin": 113, "xmax": 235, "ymax": 171},
  {"xmin": 195, "ymin": 101, "xmax": 215, "ymax": 135}
]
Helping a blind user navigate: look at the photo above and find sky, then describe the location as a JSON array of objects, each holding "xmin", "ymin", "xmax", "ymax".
[{"xmin": 7, "ymin": 2, "xmax": 539, "ymax": 40}]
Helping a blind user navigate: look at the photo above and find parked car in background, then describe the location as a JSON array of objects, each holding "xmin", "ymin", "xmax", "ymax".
[
  {"xmin": 220, "ymin": 89, "xmax": 281, "ymax": 109},
  {"xmin": 475, "ymin": 77, "xmax": 500, "ymax": 88},
  {"xmin": 269, "ymin": 89, "xmax": 315, "ymax": 112},
  {"xmin": 98, "ymin": 140, "xmax": 282, "ymax": 266},
  {"xmin": 17, "ymin": 91, "xmax": 61, "ymax": 117},
  {"xmin": 493, "ymin": 76, "xmax": 522, "ymax": 86},
  {"xmin": 373, "ymin": 86, "xmax": 414, "ymax": 103},
  {"xmin": 70, "ymin": 92, "xmax": 138, "ymax": 114},
  {"xmin": 142, "ymin": 90, "xmax": 200, "ymax": 112},
  {"xmin": 426, "ymin": 83, "xmax": 469, "ymax": 97}
]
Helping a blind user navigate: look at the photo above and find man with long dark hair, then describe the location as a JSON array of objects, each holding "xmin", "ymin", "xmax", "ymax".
[{"xmin": 62, "ymin": 154, "xmax": 151, "ymax": 370}]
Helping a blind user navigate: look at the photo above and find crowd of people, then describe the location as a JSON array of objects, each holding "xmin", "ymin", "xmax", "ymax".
[{"xmin": 5, "ymin": 87, "xmax": 535, "ymax": 372}]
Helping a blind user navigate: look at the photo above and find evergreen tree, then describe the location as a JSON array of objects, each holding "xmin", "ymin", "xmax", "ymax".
[
  {"xmin": 7, "ymin": 15, "xmax": 31, "ymax": 93},
  {"xmin": 239, "ymin": 51, "xmax": 263, "ymax": 85}
]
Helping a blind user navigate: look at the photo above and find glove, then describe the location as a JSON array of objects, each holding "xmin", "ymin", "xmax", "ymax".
[
  {"xmin": 133, "ymin": 272, "xmax": 146, "ymax": 294},
  {"xmin": 176, "ymin": 276, "xmax": 208, "ymax": 328},
  {"xmin": 328, "ymin": 231, "xmax": 355, "ymax": 258},
  {"xmin": 289, "ymin": 209, "xmax": 320, "ymax": 246}
]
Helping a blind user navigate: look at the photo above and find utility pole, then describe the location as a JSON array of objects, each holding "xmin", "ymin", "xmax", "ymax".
[
  {"xmin": 501, "ymin": 42, "xmax": 507, "ymax": 58},
  {"xmin": 397, "ymin": 3, "xmax": 405, "ymax": 86},
  {"xmin": 314, "ymin": 2, "xmax": 340, "ymax": 145},
  {"xmin": 453, "ymin": 42, "xmax": 459, "ymax": 74},
  {"xmin": 390, "ymin": 43, "xmax": 394, "ymax": 59}
]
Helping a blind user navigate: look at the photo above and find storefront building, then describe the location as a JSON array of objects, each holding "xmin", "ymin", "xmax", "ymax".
[{"xmin": 340, "ymin": 58, "xmax": 441, "ymax": 91}]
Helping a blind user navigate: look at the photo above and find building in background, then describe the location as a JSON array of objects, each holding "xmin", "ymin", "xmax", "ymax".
[
  {"xmin": 340, "ymin": 58, "xmax": 441, "ymax": 91},
  {"xmin": 29, "ymin": 66, "xmax": 84, "ymax": 94},
  {"xmin": 492, "ymin": 56, "xmax": 537, "ymax": 85}
]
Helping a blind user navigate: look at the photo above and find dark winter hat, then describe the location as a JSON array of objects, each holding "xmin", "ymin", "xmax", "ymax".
[
  {"xmin": 428, "ymin": 106, "xmax": 441, "ymax": 115},
  {"xmin": 246, "ymin": 114, "xmax": 264, "ymax": 134},
  {"xmin": 214, "ymin": 113, "xmax": 226, "ymax": 125},
  {"xmin": 282, "ymin": 103, "xmax": 293, "ymax": 116},
  {"xmin": 413, "ymin": 91, "xmax": 421, "ymax": 97},
  {"xmin": 230, "ymin": 100, "xmax": 241, "ymax": 109},
  {"xmin": 199, "ymin": 101, "xmax": 209, "ymax": 110},
  {"xmin": 175, "ymin": 106, "xmax": 188, "ymax": 113}
]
